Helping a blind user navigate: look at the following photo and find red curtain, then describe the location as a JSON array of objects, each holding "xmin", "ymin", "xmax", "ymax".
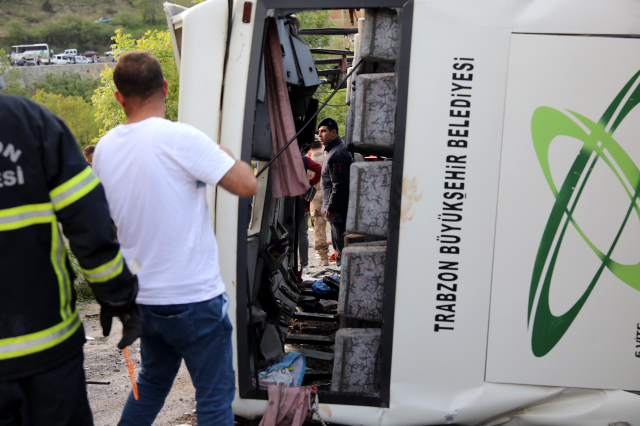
[{"xmin": 264, "ymin": 18, "xmax": 310, "ymax": 198}]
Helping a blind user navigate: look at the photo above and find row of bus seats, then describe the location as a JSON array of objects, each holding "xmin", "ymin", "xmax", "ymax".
[{"xmin": 331, "ymin": 8, "xmax": 401, "ymax": 394}]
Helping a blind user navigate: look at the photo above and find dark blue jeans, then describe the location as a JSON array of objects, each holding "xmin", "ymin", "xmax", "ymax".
[{"xmin": 118, "ymin": 295, "xmax": 235, "ymax": 426}]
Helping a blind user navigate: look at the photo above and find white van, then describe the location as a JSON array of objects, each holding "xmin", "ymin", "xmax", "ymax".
[
  {"xmin": 74, "ymin": 56, "xmax": 90, "ymax": 64},
  {"xmin": 165, "ymin": 1, "xmax": 640, "ymax": 424},
  {"xmin": 50, "ymin": 54, "xmax": 71, "ymax": 65},
  {"xmin": 63, "ymin": 49, "xmax": 77, "ymax": 56}
]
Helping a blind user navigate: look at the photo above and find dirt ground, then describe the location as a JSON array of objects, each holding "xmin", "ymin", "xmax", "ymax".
[
  {"xmin": 81, "ymin": 224, "xmax": 334, "ymax": 425},
  {"xmin": 304, "ymin": 217, "xmax": 338, "ymax": 274}
]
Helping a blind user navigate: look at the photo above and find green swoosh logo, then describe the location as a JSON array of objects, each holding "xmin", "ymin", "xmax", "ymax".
[{"xmin": 529, "ymin": 70, "xmax": 640, "ymax": 357}]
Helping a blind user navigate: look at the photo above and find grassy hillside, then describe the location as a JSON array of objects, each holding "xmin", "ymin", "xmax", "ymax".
[{"xmin": 0, "ymin": 0, "xmax": 191, "ymax": 53}]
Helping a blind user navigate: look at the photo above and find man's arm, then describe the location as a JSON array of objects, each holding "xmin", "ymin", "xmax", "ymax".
[
  {"xmin": 172, "ymin": 131, "xmax": 257, "ymax": 197},
  {"xmin": 217, "ymin": 145, "xmax": 257, "ymax": 197}
]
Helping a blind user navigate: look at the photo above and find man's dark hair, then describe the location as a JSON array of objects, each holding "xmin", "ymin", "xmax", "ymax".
[
  {"xmin": 83, "ymin": 145, "xmax": 95, "ymax": 157},
  {"xmin": 318, "ymin": 117, "xmax": 339, "ymax": 134},
  {"xmin": 113, "ymin": 51, "xmax": 164, "ymax": 99},
  {"xmin": 311, "ymin": 140, "xmax": 322, "ymax": 149}
]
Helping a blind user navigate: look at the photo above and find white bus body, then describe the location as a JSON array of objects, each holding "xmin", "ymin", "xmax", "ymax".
[
  {"xmin": 12, "ymin": 44, "xmax": 52, "ymax": 64},
  {"xmin": 166, "ymin": 0, "xmax": 640, "ymax": 424}
]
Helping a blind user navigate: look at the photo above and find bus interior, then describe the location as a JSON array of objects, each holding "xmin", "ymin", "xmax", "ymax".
[{"xmin": 236, "ymin": 1, "xmax": 412, "ymax": 408}]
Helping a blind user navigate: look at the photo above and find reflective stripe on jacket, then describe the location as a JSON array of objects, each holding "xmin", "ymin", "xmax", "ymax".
[{"xmin": 0, "ymin": 95, "xmax": 135, "ymax": 380}]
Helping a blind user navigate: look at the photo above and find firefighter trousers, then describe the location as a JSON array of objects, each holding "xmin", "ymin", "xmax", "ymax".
[{"xmin": 0, "ymin": 349, "xmax": 93, "ymax": 426}]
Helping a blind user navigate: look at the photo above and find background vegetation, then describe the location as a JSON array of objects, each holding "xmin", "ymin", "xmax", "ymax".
[
  {"xmin": 0, "ymin": 50, "xmax": 28, "ymax": 96},
  {"xmin": 0, "ymin": 0, "xmax": 192, "ymax": 53},
  {"xmin": 2, "ymin": 6, "xmax": 352, "ymax": 147},
  {"xmin": 33, "ymin": 89, "xmax": 99, "ymax": 147},
  {"xmin": 92, "ymin": 28, "xmax": 178, "ymax": 139},
  {"xmin": 0, "ymin": 50, "xmax": 101, "ymax": 148},
  {"xmin": 298, "ymin": 10, "xmax": 350, "ymax": 134},
  {"xmin": 91, "ymin": 10, "xmax": 349, "ymax": 138},
  {"xmin": 34, "ymin": 71, "xmax": 100, "ymax": 103}
]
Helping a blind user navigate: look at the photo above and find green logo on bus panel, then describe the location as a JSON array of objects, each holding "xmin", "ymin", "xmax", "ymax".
[{"xmin": 529, "ymin": 70, "xmax": 640, "ymax": 357}]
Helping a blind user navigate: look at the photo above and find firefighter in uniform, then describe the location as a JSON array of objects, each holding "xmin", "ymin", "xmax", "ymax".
[{"xmin": 0, "ymin": 94, "xmax": 140, "ymax": 425}]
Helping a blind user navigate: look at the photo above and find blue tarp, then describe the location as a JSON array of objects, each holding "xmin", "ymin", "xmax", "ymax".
[{"xmin": 311, "ymin": 275, "xmax": 340, "ymax": 295}]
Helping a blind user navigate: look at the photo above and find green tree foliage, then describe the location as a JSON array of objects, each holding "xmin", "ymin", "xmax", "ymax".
[
  {"xmin": 33, "ymin": 72, "xmax": 100, "ymax": 103},
  {"xmin": 298, "ymin": 11, "xmax": 348, "ymax": 133},
  {"xmin": 297, "ymin": 10, "xmax": 336, "ymax": 50},
  {"xmin": 25, "ymin": 14, "xmax": 46, "ymax": 24},
  {"xmin": 7, "ymin": 20, "xmax": 28, "ymax": 46},
  {"xmin": 0, "ymin": 73, "xmax": 28, "ymax": 97},
  {"xmin": 93, "ymin": 29, "xmax": 178, "ymax": 139},
  {"xmin": 3, "ymin": 14, "xmax": 117, "ymax": 52},
  {"xmin": 42, "ymin": 0, "xmax": 55, "ymax": 14},
  {"xmin": 32, "ymin": 90, "xmax": 99, "ymax": 147},
  {"xmin": 134, "ymin": 0, "xmax": 162, "ymax": 24},
  {"xmin": 113, "ymin": 11, "xmax": 142, "ymax": 29},
  {"xmin": 0, "ymin": 49, "xmax": 28, "ymax": 97},
  {"xmin": 39, "ymin": 14, "xmax": 116, "ymax": 51},
  {"xmin": 314, "ymin": 88, "xmax": 348, "ymax": 136}
]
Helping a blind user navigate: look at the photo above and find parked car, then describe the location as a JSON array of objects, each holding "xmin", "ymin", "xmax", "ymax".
[
  {"xmin": 95, "ymin": 17, "xmax": 111, "ymax": 23},
  {"xmin": 74, "ymin": 56, "xmax": 91, "ymax": 64},
  {"xmin": 16, "ymin": 58, "xmax": 35, "ymax": 66},
  {"xmin": 104, "ymin": 51, "xmax": 117, "ymax": 62},
  {"xmin": 81, "ymin": 51, "xmax": 100, "ymax": 61},
  {"xmin": 63, "ymin": 49, "xmax": 77, "ymax": 56}
]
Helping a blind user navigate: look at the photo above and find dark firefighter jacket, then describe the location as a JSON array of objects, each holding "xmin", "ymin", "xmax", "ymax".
[
  {"xmin": 0, "ymin": 95, "xmax": 136, "ymax": 381},
  {"xmin": 321, "ymin": 137, "xmax": 353, "ymax": 223}
]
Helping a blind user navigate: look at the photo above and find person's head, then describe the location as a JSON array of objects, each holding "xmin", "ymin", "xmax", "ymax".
[
  {"xmin": 113, "ymin": 51, "xmax": 168, "ymax": 117},
  {"xmin": 83, "ymin": 145, "xmax": 95, "ymax": 165},
  {"xmin": 317, "ymin": 118, "xmax": 339, "ymax": 146},
  {"xmin": 308, "ymin": 139, "xmax": 322, "ymax": 153}
]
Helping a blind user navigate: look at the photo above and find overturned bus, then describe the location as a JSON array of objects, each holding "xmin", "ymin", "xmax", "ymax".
[{"xmin": 163, "ymin": 0, "xmax": 640, "ymax": 424}]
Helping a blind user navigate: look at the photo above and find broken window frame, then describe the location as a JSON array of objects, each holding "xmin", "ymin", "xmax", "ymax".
[{"xmin": 235, "ymin": 0, "xmax": 414, "ymax": 408}]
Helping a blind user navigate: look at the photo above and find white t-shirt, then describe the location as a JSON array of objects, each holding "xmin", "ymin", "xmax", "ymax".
[{"xmin": 93, "ymin": 117, "xmax": 235, "ymax": 305}]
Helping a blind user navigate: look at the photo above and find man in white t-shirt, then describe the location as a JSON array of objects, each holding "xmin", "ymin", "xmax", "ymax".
[{"xmin": 93, "ymin": 51, "xmax": 257, "ymax": 426}]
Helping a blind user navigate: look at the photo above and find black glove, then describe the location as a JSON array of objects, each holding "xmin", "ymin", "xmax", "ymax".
[
  {"xmin": 302, "ymin": 186, "xmax": 316, "ymax": 202},
  {"xmin": 100, "ymin": 302, "xmax": 142, "ymax": 349}
]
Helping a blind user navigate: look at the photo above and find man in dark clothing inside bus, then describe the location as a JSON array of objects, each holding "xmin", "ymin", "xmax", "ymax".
[{"xmin": 318, "ymin": 117, "xmax": 353, "ymax": 267}]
